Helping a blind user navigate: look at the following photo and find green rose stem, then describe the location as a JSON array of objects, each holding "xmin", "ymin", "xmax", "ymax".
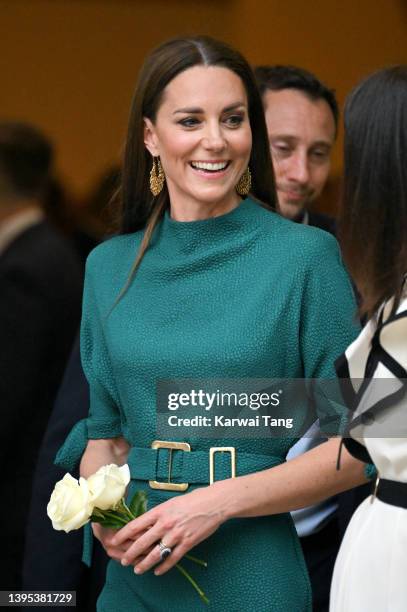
[
  {"xmin": 90, "ymin": 491, "xmax": 209, "ymax": 604},
  {"xmin": 175, "ymin": 562, "xmax": 210, "ymax": 605},
  {"xmin": 122, "ymin": 500, "xmax": 136, "ymax": 520},
  {"xmin": 184, "ymin": 554, "xmax": 208, "ymax": 568}
]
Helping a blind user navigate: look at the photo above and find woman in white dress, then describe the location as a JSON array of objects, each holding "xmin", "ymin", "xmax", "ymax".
[{"xmin": 330, "ymin": 66, "xmax": 407, "ymax": 611}]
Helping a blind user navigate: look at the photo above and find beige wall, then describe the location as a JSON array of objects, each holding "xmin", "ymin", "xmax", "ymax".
[
  {"xmin": 1, "ymin": 0, "xmax": 406, "ymax": 203},
  {"xmin": 236, "ymin": 0, "xmax": 407, "ymax": 180}
]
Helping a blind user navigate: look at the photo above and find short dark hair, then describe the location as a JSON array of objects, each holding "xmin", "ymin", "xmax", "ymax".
[
  {"xmin": 254, "ymin": 65, "xmax": 339, "ymax": 129},
  {"xmin": 340, "ymin": 65, "xmax": 407, "ymax": 318},
  {"xmin": 0, "ymin": 122, "xmax": 53, "ymax": 200}
]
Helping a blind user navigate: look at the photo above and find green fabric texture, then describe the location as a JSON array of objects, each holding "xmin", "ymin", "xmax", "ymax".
[
  {"xmin": 57, "ymin": 198, "xmax": 359, "ymax": 611},
  {"xmin": 364, "ymin": 463, "xmax": 378, "ymax": 481}
]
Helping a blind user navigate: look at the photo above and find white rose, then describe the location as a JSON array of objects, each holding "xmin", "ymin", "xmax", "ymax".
[
  {"xmin": 87, "ymin": 464, "xmax": 130, "ymax": 511},
  {"xmin": 47, "ymin": 473, "xmax": 93, "ymax": 532}
]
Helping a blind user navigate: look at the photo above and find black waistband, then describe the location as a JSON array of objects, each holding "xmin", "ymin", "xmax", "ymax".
[{"xmin": 376, "ymin": 478, "xmax": 407, "ymax": 509}]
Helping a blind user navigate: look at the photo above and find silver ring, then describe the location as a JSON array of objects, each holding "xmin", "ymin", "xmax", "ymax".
[{"xmin": 158, "ymin": 540, "xmax": 172, "ymax": 561}]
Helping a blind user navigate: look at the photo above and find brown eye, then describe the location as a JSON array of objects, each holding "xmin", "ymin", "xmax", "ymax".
[
  {"xmin": 224, "ymin": 114, "xmax": 244, "ymax": 127},
  {"xmin": 272, "ymin": 144, "xmax": 292, "ymax": 157},
  {"xmin": 178, "ymin": 117, "xmax": 200, "ymax": 127},
  {"xmin": 311, "ymin": 150, "xmax": 329, "ymax": 159}
]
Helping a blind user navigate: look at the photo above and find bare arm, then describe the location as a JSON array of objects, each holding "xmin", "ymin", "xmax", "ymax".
[
  {"xmin": 220, "ymin": 437, "xmax": 368, "ymax": 519},
  {"xmin": 113, "ymin": 437, "xmax": 369, "ymax": 575},
  {"xmin": 79, "ymin": 436, "xmax": 130, "ymax": 478}
]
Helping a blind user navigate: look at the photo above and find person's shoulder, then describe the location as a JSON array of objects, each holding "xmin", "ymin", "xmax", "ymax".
[
  {"xmin": 289, "ymin": 221, "xmax": 340, "ymax": 260},
  {"xmin": 4, "ymin": 220, "xmax": 77, "ymax": 262},
  {"xmin": 1, "ymin": 221, "xmax": 82, "ymax": 282},
  {"xmin": 307, "ymin": 210, "xmax": 337, "ymax": 236},
  {"xmin": 381, "ymin": 291, "xmax": 407, "ymax": 328},
  {"xmin": 246, "ymin": 199, "xmax": 301, "ymax": 238},
  {"xmin": 251, "ymin": 201, "xmax": 340, "ymax": 262},
  {"xmin": 293, "ymin": 225, "xmax": 342, "ymax": 276},
  {"xmin": 86, "ymin": 230, "xmax": 144, "ymax": 272},
  {"xmin": 84, "ymin": 230, "xmax": 145, "ymax": 300}
]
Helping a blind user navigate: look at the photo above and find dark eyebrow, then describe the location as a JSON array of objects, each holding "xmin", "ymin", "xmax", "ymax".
[
  {"xmin": 223, "ymin": 102, "xmax": 246, "ymax": 113},
  {"xmin": 173, "ymin": 102, "xmax": 246, "ymax": 115},
  {"xmin": 173, "ymin": 107, "xmax": 202, "ymax": 115},
  {"xmin": 310, "ymin": 141, "xmax": 332, "ymax": 149},
  {"xmin": 270, "ymin": 135, "xmax": 332, "ymax": 148},
  {"xmin": 269, "ymin": 135, "xmax": 298, "ymax": 144}
]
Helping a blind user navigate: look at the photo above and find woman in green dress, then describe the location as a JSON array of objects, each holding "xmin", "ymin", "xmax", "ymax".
[{"xmin": 58, "ymin": 36, "xmax": 368, "ymax": 611}]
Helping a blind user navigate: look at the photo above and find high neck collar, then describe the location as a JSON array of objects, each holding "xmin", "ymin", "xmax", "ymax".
[{"xmin": 156, "ymin": 197, "xmax": 258, "ymax": 256}]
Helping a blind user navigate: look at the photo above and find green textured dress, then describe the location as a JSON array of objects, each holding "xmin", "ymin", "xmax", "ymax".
[{"xmin": 56, "ymin": 198, "xmax": 358, "ymax": 612}]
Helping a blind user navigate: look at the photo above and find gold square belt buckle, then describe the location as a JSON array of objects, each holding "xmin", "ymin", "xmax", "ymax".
[
  {"xmin": 149, "ymin": 440, "xmax": 191, "ymax": 492},
  {"xmin": 209, "ymin": 447, "xmax": 236, "ymax": 485}
]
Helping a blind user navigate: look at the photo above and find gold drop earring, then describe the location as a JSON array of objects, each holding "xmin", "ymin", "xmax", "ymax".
[
  {"xmin": 236, "ymin": 167, "xmax": 251, "ymax": 196},
  {"xmin": 149, "ymin": 156, "xmax": 165, "ymax": 196}
]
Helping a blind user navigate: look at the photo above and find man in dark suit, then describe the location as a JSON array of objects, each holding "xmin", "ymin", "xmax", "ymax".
[
  {"xmin": 0, "ymin": 122, "xmax": 83, "ymax": 590},
  {"xmin": 254, "ymin": 64, "xmax": 338, "ymax": 234},
  {"xmin": 254, "ymin": 66, "xmax": 369, "ymax": 612}
]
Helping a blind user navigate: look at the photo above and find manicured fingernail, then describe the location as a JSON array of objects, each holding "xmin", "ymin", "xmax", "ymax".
[
  {"xmin": 121, "ymin": 558, "xmax": 128, "ymax": 566},
  {"xmin": 154, "ymin": 569, "xmax": 161, "ymax": 576},
  {"xmin": 134, "ymin": 566, "xmax": 141, "ymax": 574}
]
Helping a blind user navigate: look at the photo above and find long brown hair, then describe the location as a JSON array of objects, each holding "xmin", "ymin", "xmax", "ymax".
[
  {"xmin": 340, "ymin": 65, "xmax": 407, "ymax": 319},
  {"xmin": 113, "ymin": 36, "xmax": 277, "ymax": 290}
]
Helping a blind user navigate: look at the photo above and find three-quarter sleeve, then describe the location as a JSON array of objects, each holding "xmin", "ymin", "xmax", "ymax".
[
  {"xmin": 299, "ymin": 232, "xmax": 360, "ymax": 435},
  {"xmin": 55, "ymin": 255, "xmax": 122, "ymax": 473},
  {"xmin": 80, "ymin": 264, "xmax": 122, "ymax": 439},
  {"xmin": 54, "ymin": 256, "xmax": 124, "ymax": 566}
]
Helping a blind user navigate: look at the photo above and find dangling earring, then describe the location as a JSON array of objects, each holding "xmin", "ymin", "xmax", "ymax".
[
  {"xmin": 236, "ymin": 167, "xmax": 251, "ymax": 196},
  {"xmin": 149, "ymin": 156, "xmax": 165, "ymax": 196}
]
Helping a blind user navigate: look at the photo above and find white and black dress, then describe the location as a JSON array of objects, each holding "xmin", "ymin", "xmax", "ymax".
[{"xmin": 330, "ymin": 290, "xmax": 407, "ymax": 611}]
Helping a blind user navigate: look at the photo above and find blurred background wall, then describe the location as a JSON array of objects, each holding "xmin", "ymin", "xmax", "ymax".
[{"xmin": 1, "ymin": 0, "xmax": 406, "ymax": 214}]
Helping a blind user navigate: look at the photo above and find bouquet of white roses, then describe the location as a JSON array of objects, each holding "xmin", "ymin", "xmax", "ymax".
[{"xmin": 47, "ymin": 464, "xmax": 209, "ymax": 604}]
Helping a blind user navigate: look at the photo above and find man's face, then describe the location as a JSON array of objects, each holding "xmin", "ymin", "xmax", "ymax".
[{"xmin": 263, "ymin": 89, "xmax": 336, "ymax": 219}]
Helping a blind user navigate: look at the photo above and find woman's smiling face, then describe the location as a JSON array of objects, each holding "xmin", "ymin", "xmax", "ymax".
[{"xmin": 144, "ymin": 65, "xmax": 252, "ymax": 215}]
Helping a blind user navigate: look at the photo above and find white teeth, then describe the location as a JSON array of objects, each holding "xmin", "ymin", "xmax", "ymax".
[{"xmin": 191, "ymin": 161, "xmax": 228, "ymax": 171}]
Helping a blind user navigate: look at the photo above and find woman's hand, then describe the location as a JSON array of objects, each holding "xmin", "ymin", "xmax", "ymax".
[
  {"xmin": 111, "ymin": 484, "xmax": 229, "ymax": 575},
  {"xmin": 92, "ymin": 523, "xmax": 135, "ymax": 563}
]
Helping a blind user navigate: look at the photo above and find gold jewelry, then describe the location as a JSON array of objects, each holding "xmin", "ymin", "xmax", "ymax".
[
  {"xmin": 236, "ymin": 167, "xmax": 251, "ymax": 196},
  {"xmin": 149, "ymin": 157, "xmax": 165, "ymax": 196}
]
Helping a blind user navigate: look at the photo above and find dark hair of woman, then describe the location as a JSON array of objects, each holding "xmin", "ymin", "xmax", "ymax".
[
  {"xmin": 113, "ymin": 36, "xmax": 277, "ymax": 283},
  {"xmin": 339, "ymin": 65, "xmax": 407, "ymax": 319}
]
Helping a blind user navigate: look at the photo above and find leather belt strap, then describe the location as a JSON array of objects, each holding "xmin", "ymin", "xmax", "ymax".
[
  {"xmin": 127, "ymin": 445, "xmax": 284, "ymax": 486},
  {"xmin": 375, "ymin": 478, "xmax": 407, "ymax": 509}
]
